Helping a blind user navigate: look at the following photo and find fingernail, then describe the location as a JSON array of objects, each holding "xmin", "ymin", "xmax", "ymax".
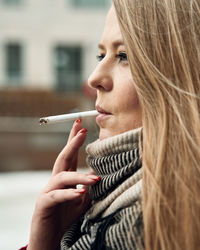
[
  {"xmin": 80, "ymin": 128, "xmax": 87, "ymax": 133},
  {"xmin": 75, "ymin": 189, "xmax": 86, "ymax": 194},
  {"xmin": 76, "ymin": 118, "xmax": 82, "ymax": 123},
  {"xmin": 89, "ymin": 176, "xmax": 101, "ymax": 181}
]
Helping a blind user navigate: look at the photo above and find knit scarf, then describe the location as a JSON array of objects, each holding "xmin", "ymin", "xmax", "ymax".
[
  {"xmin": 61, "ymin": 128, "xmax": 144, "ymax": 250},
  {"xmin": 86, "ymin": 127, "xmax": 142, "ymax": 202}
]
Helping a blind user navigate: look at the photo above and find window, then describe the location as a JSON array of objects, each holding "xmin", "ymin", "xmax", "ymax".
[
  {"xmin": 2, "ymin": 0, "xmax": 22, "ymax": 5},
  {"xmin": 5, "ymin": 43, "xmax": 23, "ymax": 85},
  {"xmin": 71, "ymin": 0, "xmax": 107, "ymax": 8},
  {"xmin": 54, "ymin": 46, "xmax": 82, "ymax": 91}
]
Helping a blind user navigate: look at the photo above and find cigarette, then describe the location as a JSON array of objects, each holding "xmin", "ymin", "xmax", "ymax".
[{"xmin": 39, "ymin": 110, "xmax": 99, "ymax": 125}]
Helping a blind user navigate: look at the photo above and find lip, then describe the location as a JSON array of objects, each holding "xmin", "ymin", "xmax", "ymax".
[
  {"xmin": 95, "ymin": 105, "xmax": 112, "ymax": 124},
  {"xmin": 96, "ymin": 105, "xmax": 112, "ymax": 115}
]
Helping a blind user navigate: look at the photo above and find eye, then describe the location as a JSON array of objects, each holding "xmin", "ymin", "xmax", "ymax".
[
  {"xmin": 116, "ymin": 52, "xmax": 128, "ymax": 62},
  {"xmin": 96, "ymin": 54, "xmax": 105, "ymax": 62}
]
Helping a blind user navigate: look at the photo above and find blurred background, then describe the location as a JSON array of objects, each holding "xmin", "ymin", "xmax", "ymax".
[{"xmin": 0, "ymin": 0, "xmax": 111, "ymax": 249}]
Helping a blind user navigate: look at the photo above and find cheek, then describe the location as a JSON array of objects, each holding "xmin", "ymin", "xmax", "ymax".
[
  {"xmin": 115, "ymin": 68, "xmax": 138, "ymax": 99},
  {"xmin": 118, "ymin": 79, "xmax": 139, "ymax": 109}
]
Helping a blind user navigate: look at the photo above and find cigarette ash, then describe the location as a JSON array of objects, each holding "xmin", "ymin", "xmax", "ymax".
[{"xmin": 39, "ymin": 118, "xmax": 48, "ymax": 125}]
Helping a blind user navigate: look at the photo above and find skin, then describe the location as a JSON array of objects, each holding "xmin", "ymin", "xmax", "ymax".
[
  {"xmin": 27, "ymin": 7, "xmax": 142, "ymax": 250},
  {"xmin": 88, "ymin": 6, "xmax": 142, "ymax": 140},
  {"xmin": 28, "ymin": 121, "xmax": 100, "ymax": 250}
]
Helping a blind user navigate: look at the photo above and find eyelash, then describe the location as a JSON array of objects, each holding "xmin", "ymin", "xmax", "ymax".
[{"xmin": 96, "ymin": 52, "xmax": 128, "ymax": 63}]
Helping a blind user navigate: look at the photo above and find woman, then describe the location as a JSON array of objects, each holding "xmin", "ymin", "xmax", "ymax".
[
  {"xmin": 24, "ymin": 0, "xmax": 200, "ymax": 249},
  {"xmin": 26, "ymin": 5, "xmax": 143, "ymax": 250}
]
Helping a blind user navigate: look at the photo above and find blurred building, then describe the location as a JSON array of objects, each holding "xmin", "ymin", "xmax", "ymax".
[
  {"xmin": 0, "ymin": 0, "xmax": 110, "ymax": 90},
  {"xmin": 0, "ymin": 0, "xmax": 110, "ymax": 171}
]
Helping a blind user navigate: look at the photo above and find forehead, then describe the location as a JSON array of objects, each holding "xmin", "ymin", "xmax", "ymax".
[{"xmin": 100, "ymin": 7, "xmax": 123, "ymax": 46}]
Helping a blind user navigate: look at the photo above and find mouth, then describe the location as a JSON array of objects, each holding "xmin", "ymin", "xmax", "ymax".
[
  {"xmin": 96, "ymin": 105, "xmax": 112, "ymax": 115},
  {"xmin": 95, "ymin": 105, "xmax": 112, "ymax": 124}
]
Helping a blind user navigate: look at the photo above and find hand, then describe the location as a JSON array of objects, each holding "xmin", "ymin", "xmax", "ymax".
[{"xmin": 27, "ymin": 119, "xmax": 100, "ymax": 250}]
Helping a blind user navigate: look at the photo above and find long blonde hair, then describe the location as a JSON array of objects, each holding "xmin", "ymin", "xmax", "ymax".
[{"xmin": 113, "ymin": 0, "xmax": 200, "ymax": 249}]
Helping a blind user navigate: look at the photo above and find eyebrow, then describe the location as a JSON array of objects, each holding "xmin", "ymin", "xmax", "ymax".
[{"xmin": 98, "ymin": 39, "xmax": 124, "ymax": 50}]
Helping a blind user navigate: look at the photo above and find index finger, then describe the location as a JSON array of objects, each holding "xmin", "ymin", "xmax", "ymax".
[
  {"xmin": 52, "ymin": 128, "xmax": 87, "ymax": 175},
  {"xmin": 67, "ymin": 118, "xmax": 82, "ymax": 143}
]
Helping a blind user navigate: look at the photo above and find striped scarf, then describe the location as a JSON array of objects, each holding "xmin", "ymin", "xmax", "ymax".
[{"xmin": 61, "ymin": 128, "xmax": 144, "ymax": 250}]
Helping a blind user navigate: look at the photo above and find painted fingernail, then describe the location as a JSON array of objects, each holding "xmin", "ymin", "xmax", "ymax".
[
  {"xmin": 89, "ymin": 176, "xmax": 101, "ymax": 181},
  {"xmin": 80, "ymin": 128, "xmax": 87, "ymax": 133},
  {"xmin": 75, "ymin": 189, "xmax": 86, "ymax": 194},
  {"xmin": 76, "ymin": 118, "xmax": 82, "ymax": 123}
]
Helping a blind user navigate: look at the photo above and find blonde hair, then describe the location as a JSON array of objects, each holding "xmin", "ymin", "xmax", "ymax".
[{"xmin": 113, "ymin": 0, "xmax": 200, "ymax": 249}]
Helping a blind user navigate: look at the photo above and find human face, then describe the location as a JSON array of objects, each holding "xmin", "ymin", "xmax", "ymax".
[{"xmin": 88, "ymin": 7, "xmax": 142, "ymax": 140}]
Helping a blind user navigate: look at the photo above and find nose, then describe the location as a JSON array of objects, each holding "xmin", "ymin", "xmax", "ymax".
[{"xmin": 88, "ymin": 61, "xmax": 113, "ymax": 91}]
